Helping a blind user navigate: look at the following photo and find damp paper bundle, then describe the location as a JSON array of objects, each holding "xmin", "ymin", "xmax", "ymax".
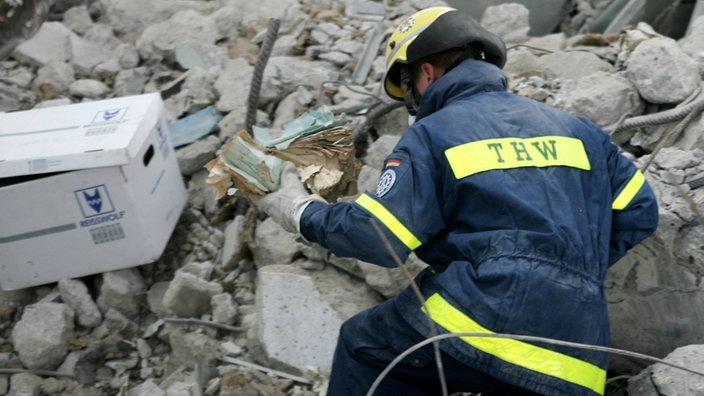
[{"xmin": 205, "ymin": 107, "xmax": 361, "ymax": 203}]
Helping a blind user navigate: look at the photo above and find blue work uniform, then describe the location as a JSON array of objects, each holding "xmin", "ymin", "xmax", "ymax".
[{"xmin": 300, "ymin": 59, "xmax": 659, "ymax": 395}]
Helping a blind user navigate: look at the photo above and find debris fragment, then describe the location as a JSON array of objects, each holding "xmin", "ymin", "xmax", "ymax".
[
  {"xmin": 169, "ymin": 105, "xmax": 223, "ymax": 148},
  {"xmin": 220, "ymin": 355, "xmax": 314, "ymax": 385}
]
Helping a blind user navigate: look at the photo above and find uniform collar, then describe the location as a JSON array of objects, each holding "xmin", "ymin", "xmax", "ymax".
[{"xmin": 415, "ymin": 59, "xmax": 508, "ymax": 120}]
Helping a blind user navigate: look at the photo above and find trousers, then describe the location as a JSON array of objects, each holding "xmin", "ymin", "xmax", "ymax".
[{"xmin": 326, "ymin": 298, "xmax": 541, "ymax": 396}]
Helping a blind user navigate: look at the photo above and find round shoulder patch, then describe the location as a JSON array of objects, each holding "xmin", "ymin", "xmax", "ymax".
[{"xmin": 375, "ymin": 169, "xmax": 397, "ymax": 197}]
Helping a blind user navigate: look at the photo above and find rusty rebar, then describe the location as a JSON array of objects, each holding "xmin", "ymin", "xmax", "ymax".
[{"xmin": 246, "ymin": 18, "xmax": 281, "ymax": 134}]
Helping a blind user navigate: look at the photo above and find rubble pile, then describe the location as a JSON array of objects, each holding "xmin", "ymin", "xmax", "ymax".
[{"xmin": 1, "ymin": 0, "xmax": 704, "ymax": 395}]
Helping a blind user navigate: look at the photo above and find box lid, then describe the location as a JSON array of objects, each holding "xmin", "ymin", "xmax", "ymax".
[{"xmin": 0, "ymin": 93, "xmax": 164, "ymax": 178}]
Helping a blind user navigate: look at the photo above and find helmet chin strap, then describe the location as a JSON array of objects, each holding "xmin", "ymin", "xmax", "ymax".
[{"xmin": 400, "ymin": 66, "xmax": 420, "ymax": 116}]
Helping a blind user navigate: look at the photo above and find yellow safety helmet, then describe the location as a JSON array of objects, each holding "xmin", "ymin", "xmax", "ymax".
[{"xmin": 383, "ymin": 7, "xmax": 507, "ymax": 101}]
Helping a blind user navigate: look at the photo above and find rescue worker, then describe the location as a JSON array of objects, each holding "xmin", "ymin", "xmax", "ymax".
[{"xmin": 255, "ymin": 6, "xmax": 659, "ymax": 396}]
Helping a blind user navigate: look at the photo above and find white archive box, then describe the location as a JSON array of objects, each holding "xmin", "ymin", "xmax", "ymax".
[{"xmin": 0, "ymin": 93, "xmax": 187, "ymax": 290}]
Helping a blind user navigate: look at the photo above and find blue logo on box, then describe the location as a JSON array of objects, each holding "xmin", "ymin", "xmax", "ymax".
[
  {"xmin": 91, "ymin": 107, "xmax": 127, "ymax": 125},
  {"xmin": 156, "ymin": 123, "xmax": 170, "ymax": 158},
  {"xmin": 83, "ymin": 189, "xmax": 103, "ymax": 213},
  {"xmin": 75, "ymin": 185, "xmax": 115, "ymax": 218},
  {"xmin": 75, "ymin": 185, "xmax": 126, "ymax": 228}
]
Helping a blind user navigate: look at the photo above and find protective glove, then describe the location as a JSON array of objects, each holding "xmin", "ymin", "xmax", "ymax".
[{"xmin": 252, "ymin": 162, "xmax": 326, "ymax": 233}]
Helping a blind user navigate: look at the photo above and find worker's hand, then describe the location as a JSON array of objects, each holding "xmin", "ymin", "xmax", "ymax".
[{"xmin": 252, "ymin": 162, "xmax": 326, "ymax": 233}]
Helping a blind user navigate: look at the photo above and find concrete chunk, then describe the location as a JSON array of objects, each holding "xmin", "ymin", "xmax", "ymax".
[
  {"xmin": 627, "ymin": 37, "xmax": 700, "ymax": 104},
  {"xmin": 504, "ymin": 49, "xmax": 542, "ymax": 80},
  {"xmin": 481, "ymin": 3, "xmax": 530, "ymax": 43},
  {"xmin": 221, "ymin": 215, "xmax": 248, "ymax": 270},
  {"xmin": 9, "ymin": 372, "xmax": 42, "ymax": 396},
  {"xmin": 538, "ymin": 50, "xmax": 613, "ymax": 81},
  {"xmin": 12, "ymin": 22, "xmax": 72, "ymax": 66},
  {"xmin": 136, "ymin": 9, "xmax": 221, "ymax": 63},
  {"xmin": 211, "ymin": 292, "xmax": 238, "ymax": 325},
  {"xmin": 628, "ymin": 344, "xmax": 704, "ymax": 395},
  {"xmin": 68, "ymin": 33, "xmax": 113, "ymax": 75},
  {"xmin": 251, "ymin": 218, "xmax": 300, "ymax": 267},
  {"xmin": 214, "ymin": 58, "xmax": 254, "ymax": 113},
  {"xmin": 680, "ymin": 15, "xmax": 704, "ymax": 75},
  {"xmin": 31, "ymin": 60, "xmax": 75, "ymax": 99},
  {"xmin": 162, "ymin": 271, "xmax": 223, "ymax": 317},
  {"xmin": 168, "ymin": 328, "xmax": 221, "ymax": 367},
  {"xmin": 11, "ymin": 302, "xmax": 74, "ymax": 370},
  {"xmin": 58, "ymin": 278, "xmax": 102, "ymax": 328},
  {"xmin": 551, "ymin": 71, "xmax": 644, "ymax": 127},
  {"xmin": 128, "ymin": 379, "xmax": 166, "ymax": 396},
  {"xmin": 97, "ymin": 268, "xmax": 147, "ymax": 319},
  {"xmin": 68, "ymin": 79, "xmax": 110, "ymax": 98}
]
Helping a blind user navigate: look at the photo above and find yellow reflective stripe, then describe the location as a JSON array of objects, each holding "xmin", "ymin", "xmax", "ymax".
[
  {"xmin": 423, "ymin": 293, "xmax": 606, "ymax": 395},
  {"xmin": 355, "ymin": 193, "xmax": 422, "ymax": 250},
  {"xmin": 445, "ymin": 136, "xmax": 591, "ymax": 179},
  {"xmin": 612, "ymin": 171, "xmax": 645, "ymax": 210}
]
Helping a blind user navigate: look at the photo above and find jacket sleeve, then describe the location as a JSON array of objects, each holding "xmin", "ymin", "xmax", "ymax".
[
  {"xmin": 299, "ymin": 129, "xmax": 446, "ymax": 268},
  {"xmin": 606, "ymin": 140, "xmax": 659, "ymax": 266}
]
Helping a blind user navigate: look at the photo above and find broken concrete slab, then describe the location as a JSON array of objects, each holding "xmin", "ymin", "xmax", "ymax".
[
  {"xmin": 504, "ymin": 48, "xmax": 542, "ymax": 80},
  {"xmin": 677, "ymin": 113, "xmax": 704, "ymax": 153},
  {"xmin": 31, "ymin": 60, "xmax": 75, "ymax": 100},
  {"xmin": 113, "ymin": 67, "xmax": 149, "ymax": 97},
  {"xmin": 362, "ymin": 134, "xmax": 401, "ymax": 168},
  {"xmin": 214, "ymin": 58, "xmax": 254, "ymax": 113},
  {"xmin": 261, "ymin": 57, "xmax": 339, "ymax": 106},
  {"xmin": 7, "ymin": 372, "xmax": 43, "ymax": 396},
  {"xmin": 135, "ymin": 9, "xmax": 222, "ymax": 64},
  {"xmin": 254, "ymin": 264, "xmax": 382, "ymax": 373},
  {"xmin": 251, "ymin": 218, "xmax": 302, "ymax": 267},
  {"xmin": 11, "ymin": 22, "xmax": 73, "ymax": 66},
  {"xmin": 538, "ymin": 50, "xmax": 613, "ymax": 81},
  {"xmin": 99, "ymin": 0, "xmax": 221, "ymax": 36},
  {"xmin": 168, "ymin": 328, "xmax": 222, "ymax": 368},
  {"xmin": 127, "ymin": 379, "xmax": 166, "ymax": 396},
  {"xmin": 679, "ymin": 15, "xmax": 704, "ymax": 75},
  {"xmin": 551, "ymin": 71, "xmax": 645, "ymax": 127},
  {"xmin": 628, "ymin": 344, "xmax": 704, "ymax": 395},
  {"xmin": 68, "ymin": 30, "xmax": 114, "ymax": 75},
  {"xmin": 175, "ymin": 135, "xmax": 222, "ymax": 177},
  {"xmin": 327, "ymin": 253, "xmax": 428, "ymax": 299},
  {"xmin": 0, "ymin": 287, "xmax": 31, "ymax": 322},
  {"xmin": 68, "ymin": 78, "xmax": 110, "ymax": 98},
  {"xmin": 62, "ymin": 5, "xmax": 94, "ymax": 35},
  {"xmin": 523, "ymin": 32, "xmax": 567, "ymax": 53},
  {"xmin": 220, "ymin": 215, "xmax": 249, "ymax": 271},
  {"xmin": 480, "ymin": 3, "xmax": 531, "ymax": 43},
  {"xmin": 11, "ymin": 21, "xmax": 114, "ymax": 74},
  {"xmin": 211, "ymin": 293, "xmax": 238, "ymax": 325},
  {"xmin": 607, "ymin": 148, "xmax": 704, "ymax": 372}
]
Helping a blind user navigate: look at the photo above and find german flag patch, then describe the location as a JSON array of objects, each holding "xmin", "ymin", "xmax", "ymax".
[{"xmin": 385, "ymin": 159, "xmax": 401, "ymax": 168}]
